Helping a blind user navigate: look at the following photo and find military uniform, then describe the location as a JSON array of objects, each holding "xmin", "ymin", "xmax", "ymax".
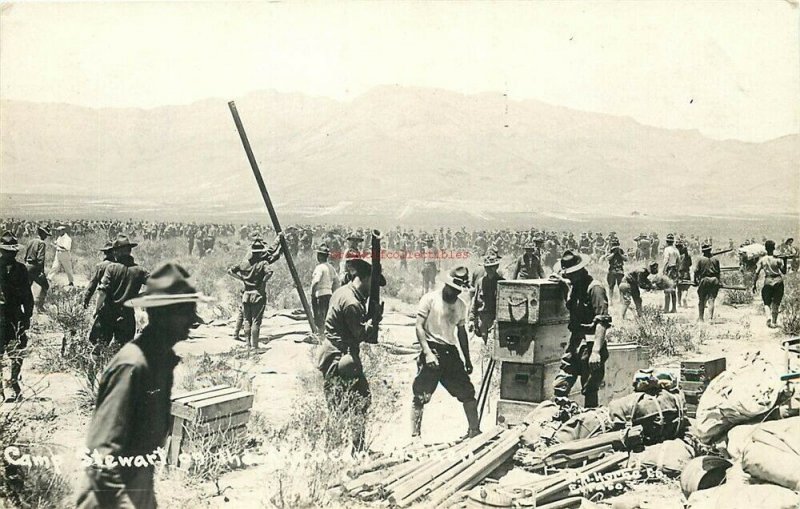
[
  {"xmin": 24, "ymin": 236, "xmax": 49, "ymax": 310},
  {"xmin": 93, "ymin": 254, "xmax": 149, "ymax": 346},
  {"xmin": 0, "ymin": 235, "xmax": 34, "ymax": 401}
]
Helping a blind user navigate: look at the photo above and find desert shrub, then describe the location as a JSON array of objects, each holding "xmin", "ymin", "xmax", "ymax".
[
  {"xmin": 722, "ymin": 270, "xmax": 753, "ymax": 306},
  {"xmin": 0, "ymin": 388, "xmax": 72, "ymax": 509},
  {"xmin": 780, "ymin": 271, "xmax": 800, "ymax": 335},
  {"xmin": 179, "ymin": 423, "xmax": 249, "ymax": 497},
  {"xmin": 608, "ymin": 305, "xmax": 705, "ymax": 360},
  {"xmin": 258, "ymin": 340, "xmax": 401, "ymax": 508},
  {"xmin": 177, "ymin": 352, "xmax": 254, "ymax": 393}
]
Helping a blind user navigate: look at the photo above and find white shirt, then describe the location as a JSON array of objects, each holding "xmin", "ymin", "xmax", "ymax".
[
  {"xmin": 662, "ymin": 245, "xmax": 679, "ymax": 268},
  {"xmin": 55, "ymin": 233, "xmax": 72, "ymax": 253},
  {"xmin": 311, "ymin": 262, "xmax": 339, "ymax": 297},
  {"xmin": 417, "ymin": 290, "xmax": 467, "ymax": 346}
]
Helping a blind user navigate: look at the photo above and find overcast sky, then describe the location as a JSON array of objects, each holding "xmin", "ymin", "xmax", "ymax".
[{"xmin": 1, "ymin": 1, "xmax": 798, "ymax": 142}]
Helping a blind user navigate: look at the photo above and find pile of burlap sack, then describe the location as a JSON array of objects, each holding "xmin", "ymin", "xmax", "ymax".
[
  {"xmin": 684, "ymin": 351, "xmax": 800, "ymax": 509},
  {"xmin": 516, "ymin": 352, "xmax": 799, "ymax": 509}
]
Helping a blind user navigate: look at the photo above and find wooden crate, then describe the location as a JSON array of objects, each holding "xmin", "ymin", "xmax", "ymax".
[
  {"xmin": 495, "ymin": 280, "xmax": 569, "ymax": 325},
  {"xmin": 497, "ymin": 343, "xmax": 646, "ymax": 405},
  {"xmin": 167, "ymin": 385, "xmax": 254, "ymax": 466},
  {"xmin": 495, "ymin": 399, "xmax": 539, "ymax": 427},
  {"xmin": 492, "ymin": 322, "xmax": 569, "ymax": 364},
  {"xmin": 680, "ymin": 357, "xmax": 725, "ymax": 418}
]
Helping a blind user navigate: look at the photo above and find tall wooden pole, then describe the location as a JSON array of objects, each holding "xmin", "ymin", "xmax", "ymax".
[{"xmin": 228, "ymin": 101, "xmax": 317, "ymax": 334}]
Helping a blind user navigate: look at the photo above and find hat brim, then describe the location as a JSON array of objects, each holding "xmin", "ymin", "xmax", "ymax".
[
  {"xmin": 99, "ymin": 246, "xmax": 114, "ymax": 252},
  {"xmin": 443, "ymin": 277, "xmax": 470, "ymax": 291},
  {"xmin": 124, "ymin": 293, "xmax": 215, "ymax": 308},
  {"xmin": 113, "ymin": 243, "xmax": 138, "ymax": 249},
  {"xmin": 0, "ymin": 244, "xmax": 21, "ymax": 252},
  {"xmin": 554, "ymin": 255, "xmax": 590, "ymax": 275},
  {"xmin": 483, "ymin": 260, "xmax": 501, "ymax": 267}
]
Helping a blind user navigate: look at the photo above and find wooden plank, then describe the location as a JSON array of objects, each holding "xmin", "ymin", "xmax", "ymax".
[
  {"xmin": 171, "ymin": 389, "xmax": 250, "ymax": 420},
  {"xmin": 171, "ymin": 384, "xmax": 229, "ymax": 402},
  {"xmin": 168, "ymin": 416, "xmax": 187, "ymax": 465},
  {"xmin": 174, "ymin": 386, "xmax": 242, "ymax": 406},
  {"xmin": 193, "ymin": 411, "xmax": 251, "ymax": 435},
  {"xmin": 194, "ymin": 394, "xmax": 255, "ymax": 421}
]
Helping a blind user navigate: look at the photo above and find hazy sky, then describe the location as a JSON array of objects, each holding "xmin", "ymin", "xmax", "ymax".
[{"xmin": 1, "ymin": 1, "xmax": 798, "ymax": 142}]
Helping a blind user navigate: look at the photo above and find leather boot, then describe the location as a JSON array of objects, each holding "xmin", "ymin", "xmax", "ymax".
[
  {"xmin": 463, "ymin": 400, "xmax": 481, "ymax": 437},
  {"xmin": 411, "ymin": 402, "xmax": 424, "ymax": 438}
]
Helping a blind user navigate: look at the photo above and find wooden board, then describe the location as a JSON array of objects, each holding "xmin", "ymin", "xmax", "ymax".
[
  {"xmin": 171, "ymin": 388, "xmax": 254, "ymax": 421},
  {"xmin": 680, "ymin": 357, "xmax": 726, "ymax": 383},
  {"xmin": 496, "ymin": 399, "xmax": 539, "ymax": 427},
  {"xmin": 496, "ymin": 280, "xmax": 569, "ymax": 325},
  {"xmin": 492, "ymin": 322, "xmax": 569, "ymax": 364}
]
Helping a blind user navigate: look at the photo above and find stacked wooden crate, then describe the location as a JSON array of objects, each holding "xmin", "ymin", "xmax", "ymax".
[
  {"xmin": 680, "ymin": 357, "xmax": 726, "ymax": 417},
  {"xmin": 494, "ymin": 280, "xmax": 571, "ymax": 425},
  {"xmin": 167, "ymin": 385, "xmax": 254, "ymax": 466}
]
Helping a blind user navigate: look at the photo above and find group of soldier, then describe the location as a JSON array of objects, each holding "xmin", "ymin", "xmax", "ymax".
[{"xmin": 0, "ymin": 216, "xmax": 796, "ymax": 508}]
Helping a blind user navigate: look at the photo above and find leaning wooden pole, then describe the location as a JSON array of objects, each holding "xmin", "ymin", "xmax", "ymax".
[{"xmin": 228, "ymin": 101, "xmax": 317, "ymax": 334}]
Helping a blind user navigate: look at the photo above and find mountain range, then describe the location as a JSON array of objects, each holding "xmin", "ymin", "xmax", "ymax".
[{"xmin": 1, "ymin": 86, "xmax": 797, "ymax": 223}]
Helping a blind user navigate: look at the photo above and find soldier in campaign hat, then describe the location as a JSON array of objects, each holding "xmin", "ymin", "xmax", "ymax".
[
  {"xmin": 24, "ymin": 225, "xmax": 51, "ymax": 311},
  {"xmin": 310, "ymin": 243, "xmax": 340, "ymax": 333},
  {"xmin": 91, "ymin": 235, "xmax": 149, "ymax": 347},
  {"xmin": 694, "ymin": 243, "xmax": 721, "ymax": 322},
  {"xmin": 78, "ymin": 263, "xmax": 211, "ymax": 509},
  {"xmin": 509, "ymin": 238, "xmax": 544, "ymax": 280},
  {"xmin": 550, "ymin": 251, "xmax": 612, "ymax": 408},
  {"xmin": 661, "ymin": 233, "xmax": 680, "ymax": 313},
  {"xmin": 85, "ymin": 241, "xmax": 116, "ymax": 344},
  {"xmin": 316, "ymin": 255, "xmax": 385, "ymax": 452},
  {"xmin": 0, "ymin": 232, "xmax": 34, "ymax": 402},
  {"xmin": 470, "ymin": 254, "xmax": 504, "ymax": 342},
  {"xmin": 412, "ymin": 266, "xmax": 480, "ymax": 439}
]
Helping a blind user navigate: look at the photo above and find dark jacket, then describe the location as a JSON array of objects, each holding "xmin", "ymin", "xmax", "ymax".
[
  {"xmin": 98, "ymin": 256, "xmax": 149, "ymax": 308},
  {"xmin": 0, "ymin": 258, "xmax": 34, "ymax": 326},
  {"xmin": 84, "ymin": 259, "xmax": 114, "ymax": 307},
  {"xmin": 316, "ymin": 283, "xmax": 377, "ymax": 372},
  {"xmin": 77, "ymin": 327, "xmax": 179, "ymax": 509}
]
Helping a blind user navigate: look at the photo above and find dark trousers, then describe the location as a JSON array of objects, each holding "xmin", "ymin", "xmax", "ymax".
[
  {"xmin": 0, "ymin": 317, "xmax": 28, "ymax": 396},
  {"xmin": 26, "ymin": 264, "xmax": 49, "ymax": 309},
  {"xmin": 242, "ymin": 300, "xmax": 266, "ymax": 348},
  {"xmin": 323, "ymin": 358, "xmax": 371, "ymax": 452},
  {"xmin": 553, "ymin": 336, "xmax": 608, "ymax": 408},
  {"xmin": 412, "ymin": 342, "xmax": 476, "ymax": 406},
  {"xmin": 606, "ymin": 272, "xmax": 623, "ymax": 295},
  {"xmin": 89, "ymin": 306, "xmax": 136, "ymax": 346},
  {"xmin": 312, "ymin": 295, "xmax": 331, "ymax": 332}
]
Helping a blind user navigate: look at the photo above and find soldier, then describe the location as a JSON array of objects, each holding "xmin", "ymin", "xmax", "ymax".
[
  {"xmin": 578, "ymin": 233, "xmax": 592, "ymax": 256},
  {"xmin": 694, "ymin": 243, "xmax": 721, "ymax": 322},
  {"xmin": 509, "ymin": 239, "xmax": 545, "ymax": 279},
  {"xmin": 310, "ymin": 243, "xmax": 340, "ymax": 333},
  {"xmin": 661, "ymin": 234, "xmax": 679, "ymax": 313},
  {"xmin": 399, "ymin": 233, "xmax": 409, "ymax": 272},
  {"xmin": 228, "ymin": 236, "xmax": 282, "ymax": 350},
  {"xmin": 550, "ymin": 251, "xmax": 612, "ymax": 408},
  {"xmin": 77, "ymin": 263, "xmax": 210, "ymax": 509},
  {"xmin": 619, "ymin": 262, "xmax": 658, "ymax": 319},
  {"xmin": 470, "ymin": 254, "xmax": 504, "ymax": 342},
  {"xmin": 48, "ymin": 225, "xmax": 75, "ymax": 286},
  {"xmin": 24, "ymin": 225, "xmax": 51, "ymax": 311},
  {"xmin": 0, "ymin": 232, "xmax": 34, "ymax": 402},
  {"xmin": 84, "ymin": 242, "xmax": 115, "ymax": 344},
  {"xmin": 315, "ymin": 257, "xmax": 385, "ymax": 452},
  {"xmin": 752, "ymin": 240, "xmax": 787, "ymax": 328},
  {"xmin": 636, "ymin": 233, "xmax": 651, "ymax": 261},
  {"xmin": 93, "ymin": 236, "xmax": 149, "ymax": 346},
  {"xmin": 650, "ymin": 233, "xmax": 660, "ymax": 260},
  {"xmin": 411, "ymin": 266, "xmax": 480, "ymax": 439},
  {"xmin": 603, "ymin": 239, "xmax": 627, "ymax": 302},
  {"xmin": 676, "ymin": 240, "xmax": 693, "ymax": 308},
  {"xmin": 340, "ymin": 233, "xmax": 365, "ymax": 285},
  {"xmin": 421, "ymin": 236, "xmax": 439, "ymax": 293}
]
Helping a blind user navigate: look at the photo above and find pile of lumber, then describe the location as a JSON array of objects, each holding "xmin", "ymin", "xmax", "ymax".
[
  {"xmin": 334, "ymin": 426, "xmax": 523, "ymax": 507},
  {"xmin": 333, "ymin": 423, "xmax": 645, "ymax": 508}
]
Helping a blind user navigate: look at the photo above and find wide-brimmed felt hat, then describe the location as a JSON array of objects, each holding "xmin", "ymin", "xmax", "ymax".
[
  {"xmin": 55, "ymin": 226, "xmax": 67, "ymax": 231},
  {"xmin": 249, "ymin": 240, "xmax": 268, "ymax": 253},
  {"xmin": 483, "ymin": 254, "xmax": 501, "ymax": 267},
  {"xmin": 523, "ymin": 240, "xmax": 537, "ymax": 250},
  {"xmin": 666, "ymin": 233, "xmax": 675, "ymax": 242},
  {"xmin": 533, "ymin": 233, "xmax": 545, "ymax": 243},
  {"xmin": 347, "ymin": 233, "xmax": 364, "ymax": 242},
  {"xmin": 610, "ymin": 239, "xmax": 621, "ymax": 247},
  {"xmin": 348, "ymin": 257, "xmax": 386, "ymax": 286},
  {"xmin": 125, "ymin": 262, "xmax": 213, "ymax": 308},
  {"xmin": 553, "ymin": 250, "xmax": 589, "ymax": 275},
  {"xmin": 701, "ymin": 243, "xmax": 713, "ymax": 252},
  {"xmin": 0, "ymin": 231, "xmax": 22, "ymax": 252},
  {"xmin": 315, "ymin": 243, "xmax": 331, "ymax": 255},
  {"xmin": 37, "ymin": 225, "xmax": 52, "ymax": 237},
  {"xmin": 112, "ymin": 234, "xmax": 138, "ymax": 249},
  {"xmin": 443, "ymin": 266, "xmax": 470, "ymax": 291},
  {"xmin": 99, "ymin": 241, "xmax": 114, "ymax": 252}
]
